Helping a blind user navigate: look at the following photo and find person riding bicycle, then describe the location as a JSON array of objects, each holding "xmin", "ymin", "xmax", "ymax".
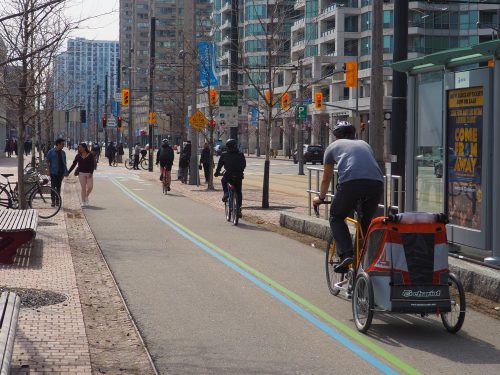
[
  {"xmin": 156, "ymin": 139, "xmax": 174, "ymax": 191},
  {"xmin": 214, "ymin": 139, "xmax": 246, "ymax": 218},
  {"xmin": 313, "ymin": 121, "xmax": 383, "ymax": 273}
]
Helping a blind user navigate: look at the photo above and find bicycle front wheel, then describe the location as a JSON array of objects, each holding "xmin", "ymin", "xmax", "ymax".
[
  {"xmin": 29, "ymin": 185, "xmax": 61, "ymax": 218},
  {"xmin": 325, "ymin": 236, "xmax": 344, "ymax": 296},
  {"xmin": 225, "ymin": 197, "xmax": 231, "ymax": 221},
  {"xmin": 140, "ymin": 158, "xmax": 149, "ymax": 170}
]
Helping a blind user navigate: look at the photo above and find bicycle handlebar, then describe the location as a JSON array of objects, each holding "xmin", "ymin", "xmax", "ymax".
[{"xmin": 313, "ymin": 200, "xmax": 332, "ymax": 218}]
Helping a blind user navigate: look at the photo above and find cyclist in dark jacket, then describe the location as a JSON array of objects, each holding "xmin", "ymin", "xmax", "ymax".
[
  {"xmin": 214, "ymin": 139, "xmax": 246, "ymax": 217},
  {"xmin": 156, "ymin": 139, "xmax": 175, "ymax": 191}
]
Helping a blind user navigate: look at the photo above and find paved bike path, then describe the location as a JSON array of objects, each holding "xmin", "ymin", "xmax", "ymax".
[{"xmin": 83, "ymin": 167, "xmax": 500, "ymax": 375}]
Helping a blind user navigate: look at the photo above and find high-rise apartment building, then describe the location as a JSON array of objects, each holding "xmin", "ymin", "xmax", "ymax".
[
  {"xmin": 53, "ymin": 38, "xmax": 120, "ymax": 141},
  {"xmin": 119, "ymin": 0, "xmax": 212, "ymax": 141},
  {"xmin": 210, "ymin": 0, "xmax": 500, "ymax": 153}
]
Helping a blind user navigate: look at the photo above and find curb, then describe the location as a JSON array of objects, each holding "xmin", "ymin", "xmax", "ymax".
[{"xmin": 280, "ymin": 211, "xmax": 500, "ymax": 303}]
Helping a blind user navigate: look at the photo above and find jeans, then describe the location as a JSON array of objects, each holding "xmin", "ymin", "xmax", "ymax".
[
  {"xmin": 221, "ymin": 176, "xmax": 242, "ymax": 209},
  {"xmin": 50, "ymin": 174, "xmax": 64, "ymax": 203},
  {"xmin": 329, "ymin": 179, "xmax": 383, "ymax": 259}
]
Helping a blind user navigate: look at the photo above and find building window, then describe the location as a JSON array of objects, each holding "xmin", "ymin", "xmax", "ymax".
[
  {"xmin": 360, "ymin": 36, "xmax": 371, "ymax": 56},
  {"xmin": 383, "ymin": 35, "xmax": 393, "ymax": 53},
  {"xmin": 361, "ymin": 12, "xmax": 371, "ymax": 31},
  {"xmin": 383, "ymin": 10, "xmax": 393, "ymax": 28}
]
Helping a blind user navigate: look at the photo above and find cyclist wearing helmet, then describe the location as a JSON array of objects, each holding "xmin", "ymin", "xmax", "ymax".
[
  {"xmin": 313, "ymin": 121, "xmax": 383, "ymax": 273},
  {"xmin": 156, "ymin": 139, "xmax": 174, "ymax": 191},
  {"xmin": 214, "ymin": 139, "xmax": 246, "ymax": 217}
]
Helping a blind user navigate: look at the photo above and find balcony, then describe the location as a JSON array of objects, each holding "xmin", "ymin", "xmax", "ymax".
[
  {"xmin": 292, "ymin": 18, "xmax": 305, "ymax": 32},
  {"xmin": 221, "ymin": 1, "xmax": 231, "ymax": 14},
  {"xmin": 321, "ymin": 28, "xmax": 335, "ymax": 38},
  {"xmin": 292, "ymin": 40, "xmax": 306, "ymax": 52},
  {"xmin": 294, "ymin": 0, "xmax": 305, "ymax": 11},
  {"xmin": 220, "ymin": 19, "xmax": 230, "ymax": 30},
  {"xmin": 221, "ymin": 36, "xmax": 230, "ymax": 45}
]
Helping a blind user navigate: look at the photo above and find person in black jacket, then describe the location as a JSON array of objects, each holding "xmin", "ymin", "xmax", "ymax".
[
  {"xmin": 199, "ymin": 142, "xmax": 211, "ymax": 183},
  {"xmin": 156, "ymin": 139, "xmax": 175, "ymax": 191},
  {"xmin": 214, "ymin": 139, "xmax": 246, "ymax": 217},
  {"xmin": 106, "ymin": 142, "xmax": 117, "ymax": 166}
]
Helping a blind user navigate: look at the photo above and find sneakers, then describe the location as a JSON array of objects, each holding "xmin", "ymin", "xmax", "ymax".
[
  {"xmin": 222, "ymin": 194, "xmax": 228, "ymax": 202},
  {"xmin": 334, "ymin": 257, "xmax": 353, "ymax": 274}
]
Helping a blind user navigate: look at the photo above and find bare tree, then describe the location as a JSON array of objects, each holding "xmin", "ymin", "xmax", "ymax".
[
  {"xmin": 240, "ymin": 0, "xmax": 295, "ymax": 208},
  {"xmin": 0, "ymin": 0, "xmax": 72, "ymax": 208}
]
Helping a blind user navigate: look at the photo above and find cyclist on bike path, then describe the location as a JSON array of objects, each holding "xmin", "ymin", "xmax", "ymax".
[
  {"xmin": 156, "ymin": 139, "xmax": 174, "ymax": 191},
  {"xmin": 214, "ymin": 139, "xmax": 246, "ymax": 218},
  {"xmin": 313, "ymin": 121, "xmax": 383, "ymax": 273}
]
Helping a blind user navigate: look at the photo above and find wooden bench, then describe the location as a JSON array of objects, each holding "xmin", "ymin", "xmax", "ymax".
[
  {"xmin": 0, "ymin": 292, "xmax": 21, "ymax": 374},
  {"xmin": 0, "ymin": 209, "xmax": 38, "ymax": 264}
]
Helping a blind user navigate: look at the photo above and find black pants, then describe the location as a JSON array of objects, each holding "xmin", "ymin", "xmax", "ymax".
[
  {"xmin": 202, "ymin": 162, "xmax": 210, "ymax": 181},
  {"xmin": 50, "ymin": 174, "xmax": 64, "ymax": 203},
  {"xmin": 221, "ymin": 176, "xmax": 242, "ymax": 209},
  {"xmin": 329, "ymin": 179, "xmax": 383, "ymax": 259},
  {"xmin": 133, "ymin": 155, "xmax": 139, "ymax": 169}
]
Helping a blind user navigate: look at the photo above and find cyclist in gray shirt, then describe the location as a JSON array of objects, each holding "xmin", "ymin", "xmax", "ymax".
[{"xmin": 313, "ymin": 121, "xmax": 383, "ymax": 273}]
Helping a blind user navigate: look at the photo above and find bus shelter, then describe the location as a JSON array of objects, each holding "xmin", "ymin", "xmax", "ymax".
[{"xmin": 393, "ymin": 39, "xmax": 500, "ymax": 265}]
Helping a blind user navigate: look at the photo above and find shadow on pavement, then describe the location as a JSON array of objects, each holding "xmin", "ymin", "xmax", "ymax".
[{"xmin": 364, "ymin": 313, "xmax": 500, "ymax": 365}]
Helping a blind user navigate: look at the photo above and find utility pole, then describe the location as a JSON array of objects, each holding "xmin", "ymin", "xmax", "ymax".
[
  {"xmin": 189, "ymin": 0, "xmax": 199, "ymax": 185},
  {"xmin": 95, "ymin": 84, "xmax": 99, "ymax": 144},
  {"xmin": 87, "ymin": 95, "xmax": 90, "ymax": 143},
  {"xmin": 391, "ymin": 0, "xmax": 408, "ymax": 208},
  {"xmin": 298, "ymin": 60, "xmax": 305, "ymax": 175},
  {"xmin": 104, "ymin": 73, "xmax": 109, "ymax": 150},
  {"xmin": 128, "ymin": 40, "xmax": 134, "ymax": 157},
  {"xmin": 369, "ymin": 0, "xmax": 385, "ymax": 170},
  {"xmin": 148, "ymin": 5, "xmax": 156, "ymax": 172},
  {"xmin": 229, "ymin": 0, "xmax": 239, "ymax": 142}
]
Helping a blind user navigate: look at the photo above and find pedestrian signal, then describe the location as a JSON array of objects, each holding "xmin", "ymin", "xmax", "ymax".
[
  {"xmin": 314, "ymin": 92, "xmax": 323, "ymax": 110},
  {"xmin": 80, "ymin": 109, "xmax": 86, "ymax": 123},
  {"xmin": 345, "ymin": 61, "xmax": 358, "ymax": 88},
  {"xmin": 117, "ymin": 116, "xmax": 123, "ymax": 128},
  {"xmin": 122, "ymin": 89, "xmax": 130, "ymax": 106},
  {"xmin": 209, "ymin": 90, "xmax": 217, "ymax": 106},
  {"xmin": 102, "ymin": 117, "xmax": 107, "ymax": 128},
  {"xmin": 281, "ymin": 92, "xmax": 290, "ymax": 110}
]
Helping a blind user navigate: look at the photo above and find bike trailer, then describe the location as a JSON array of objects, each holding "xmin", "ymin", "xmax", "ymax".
[{"xmin": 358, "ymin": 212, "xmax": 451, "ymax": 314}]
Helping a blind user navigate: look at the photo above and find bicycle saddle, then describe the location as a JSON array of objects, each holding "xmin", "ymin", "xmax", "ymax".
[{"xmin": 1, "ymin": 173, "xmax": 14, "ymax": 178}]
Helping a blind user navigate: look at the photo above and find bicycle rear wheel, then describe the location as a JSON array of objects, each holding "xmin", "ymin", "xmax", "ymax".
[
  {"xmin": 441, "ymin": 273, "xmax": 466, "ymax": 333},
  {"xmin": 352, "ymin": 272, "xmax": 374, "ymax": 333},
  {"xmin": 140, "ymin": 158, "xmax": 149, "ymax": 170},
  {"xmin": 29, "ymin": 185, "xmax": 61, "ymax": 218},
  {"xmin": 0, "ymin": 186, "xmax": 13, "ymax": 208},
  {"xmin": 125, "ymin": 158, "xmax": 133, "ymax": 170},
  {"xmin": 231, "ymin": 190, "xmax": 239, "ymax": 226},
  {"xmin": 325, "ymin": 236, "xmax": 344, "ymax": 296}
]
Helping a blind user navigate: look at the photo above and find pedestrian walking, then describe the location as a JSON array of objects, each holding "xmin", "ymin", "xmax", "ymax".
[
  {"xmin": 68, "ymin": 142, "xmax": 95, "ymax": 207},
  {"xmin": 133, "ymin": 143, "xmax": 141, "ymax": 170},
  {"xmin": 200, "ymin": 142, "xmax": 211, "ymax": 183},
  {"xmin": 24, "ymin": 140, "xmax": 30, "ymax": 156},
  {"xmin": 91, "ymin": 142, "xmax": 100, "ymax": 170},
  {"xmin": 178, "ymin": 142, "xmax": 191, "ymax": 184},
  {"xmin": 13, "ymin": 140, "xmax": 18, "ymax": 156},
  {"xmin": 116, "ymin": 143, "xmax": 124, "ymax": 163},
  {"xmin": 106, "ymin": 142, "xmax": 117, "ymax": 166},
  {"xmin": 46, "ymin": 138, "xmax": 69, "ymax": 206},
  {"xmin": 4, "ymin": 140, "xmax": 11, "ymax": 157}
]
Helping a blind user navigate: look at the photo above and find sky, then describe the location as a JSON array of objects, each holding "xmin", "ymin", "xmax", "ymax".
[{"xmin": 64, "ymin": 0, "xmax": 120, "ymax": 44}]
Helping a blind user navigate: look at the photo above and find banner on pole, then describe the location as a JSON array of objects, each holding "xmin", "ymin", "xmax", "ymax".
[{"xmin": 198, "ymin": 42, "xmax": 219, "ymax": 87}]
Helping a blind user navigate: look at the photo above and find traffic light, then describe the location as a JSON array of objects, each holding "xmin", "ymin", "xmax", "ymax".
[
  {"xmin": 209, "ymin": 90, "xmax": 217, "ymax": 106},
  {"xmin": 122, "ymin": 89, "xmax": 130, "ymax": 106},
  {"xmin": 314, "ymin": 92, "xmax": 324, "ymax": 110},
  {"xmin": 80, "ymin": 109, "xmax": 86, "ymax": 123},
  {"xmin": 345, "ymin": 61, "xmax": 358, "ymax": 88},
  {"xmin": 102, "ymin": 117, "xmax": 107, "ymax": 127},
  {"xmin": 149, "ymin": 112, "xmax": 156, "ymax": 125},
  {"xmin": 281, "ymin": 92, "xmax": 290, "ymax": 110},
  {"xmin": 117, "ymin": 116, "xmax": 123, "ymax": 128},
  {"xmin": 265, "ymin": 90, "xmax": 274, "ymax": 106}
]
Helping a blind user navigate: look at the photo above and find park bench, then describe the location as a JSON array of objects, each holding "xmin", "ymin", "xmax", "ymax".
[
  {"xmin": 0, "ymin": 291, "xmax": 21, "ymax": 374},
  {"xmin": 0, "ymin": 209, "xmax": 38, "ymax": 264}
]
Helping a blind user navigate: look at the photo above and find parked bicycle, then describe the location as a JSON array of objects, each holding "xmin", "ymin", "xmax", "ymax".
[
  {"xmin": 0, "ymin": 172, "xmax": 61, "ymax": 219},
  {"xmin": 124, "ymin": 154, "xmax": 148, "ymax": 170}
]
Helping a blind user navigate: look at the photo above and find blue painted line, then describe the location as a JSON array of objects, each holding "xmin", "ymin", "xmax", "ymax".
[{"xmin": 110, "ymin": 178, "xmax": 399, "ymax": 375}]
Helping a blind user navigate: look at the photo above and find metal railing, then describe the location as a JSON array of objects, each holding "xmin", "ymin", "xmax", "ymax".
[{"xmin": 307, "ymin": 166, "xmax": 403, "ymax": 220}]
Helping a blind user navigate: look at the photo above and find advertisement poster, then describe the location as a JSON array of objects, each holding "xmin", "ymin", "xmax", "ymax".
[{"xmin": 447, "ymin": 86, "xmax": 483, "ymax": 229}]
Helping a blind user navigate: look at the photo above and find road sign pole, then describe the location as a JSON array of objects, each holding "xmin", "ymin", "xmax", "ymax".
[{"xmin": 298, "ymin": 60, "xmax": 305, "ymax": 175}]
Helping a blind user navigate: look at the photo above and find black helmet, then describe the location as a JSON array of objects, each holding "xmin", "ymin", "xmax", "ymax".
[
  {"xmin": 226, "ymin": 138, "xmax": 237, "ymax": 151},
  {"xmin": 333, "ymin": 121, "xmax": 355, "ymax": 138},
  {"xmin": 161, "ymin": 138, "xmax": 169, "ymax": 146}
]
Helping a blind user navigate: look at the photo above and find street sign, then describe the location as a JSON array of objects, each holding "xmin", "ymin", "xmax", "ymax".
[
  {"xmin": 293, "ymin": 98, "xmax": 312, "ymax": 104},
  {"xmin": 189, "ymin": 110, "xmax": 209, "ymax": 131},
  {"xmin": 296, "ymin": 105, "xmax": 308, "ymax": 120},
  {"xmin": 106, "ymin": 116, "xmax": 117, "ymax": 128},
  {"xmin": 219, "ymin": 91, "xmax": 238, "ymax": 107},
  {"xmin": 219, "ymin": 107, "xmax": 238, "ymax": 128}
]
